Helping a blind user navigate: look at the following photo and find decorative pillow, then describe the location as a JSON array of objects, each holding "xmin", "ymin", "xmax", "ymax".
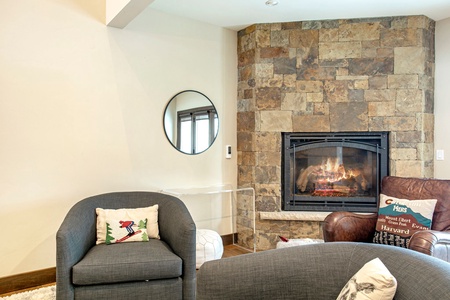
[
  {"xmin": 336, "ymin": 258, "xmax": 397, "ymax": 300},
  {"xmin": 373, "ymin": 194, "xmax": 437, "ymax": 248},
  {"xmin": 96, "ymin": 205, "xmax": 159, "ymax": 244},
  {"xmin": 105, "ymin": 218, "xmax": 149, "ymax": 244}
]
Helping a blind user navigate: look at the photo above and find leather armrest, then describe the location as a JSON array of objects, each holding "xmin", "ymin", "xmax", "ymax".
[
  {"xmin": 409, "ymin": 230, "xmax": 450, "ymax": 262},
  {"xmin": 323, "ymin": 212, "xmax": 378, "ymax": 242}
]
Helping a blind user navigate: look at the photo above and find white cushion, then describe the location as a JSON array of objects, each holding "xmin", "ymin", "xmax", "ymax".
[
  {"xmin": 196, "ymin": 229, "xmax": 223, "ymax": 269},
  {"xmin": 336, "ymin": 257, "xmax": 397, "ymax": 300},
  {"xmin": 96, "ymin": 205, "xmax": 159, "ymax": 244}
]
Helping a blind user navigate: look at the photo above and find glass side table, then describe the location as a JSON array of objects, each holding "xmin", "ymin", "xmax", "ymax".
[{"xmin": 162, "ymin": 184, "xmax": 256, "ymax": 252}]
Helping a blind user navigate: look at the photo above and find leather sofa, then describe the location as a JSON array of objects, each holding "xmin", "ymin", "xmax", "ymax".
[
  {"xmin": 196, "ymin": 242, "xmax": 450, "ymax": 300},
  {"xmin": 56, "ymin": 192, "xmax": 196, "ymax": 300},
  {"xmin": 323, "ymin": 176, "xmax": 450, "ymax": 261}
]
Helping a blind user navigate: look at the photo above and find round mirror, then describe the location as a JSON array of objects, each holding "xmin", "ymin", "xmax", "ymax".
[{"xmin": 163, "ymin": 90, "xmax": 219, "ymax": 154}]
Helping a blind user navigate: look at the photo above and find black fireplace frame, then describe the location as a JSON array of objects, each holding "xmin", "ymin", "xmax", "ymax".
[{"xmin": 282, "ymin": 131, "xmax": 389, "ymax": 212}]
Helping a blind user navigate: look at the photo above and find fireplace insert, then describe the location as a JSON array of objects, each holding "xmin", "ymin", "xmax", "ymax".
[{"xmin": 282, "ymin": 132, "xmax": 389, "ymax": 212}]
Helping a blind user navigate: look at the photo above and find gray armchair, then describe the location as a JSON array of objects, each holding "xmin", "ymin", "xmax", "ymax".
[{"xmin": 56, "ymin": 192, "xmax": 196, "ymax": 300}]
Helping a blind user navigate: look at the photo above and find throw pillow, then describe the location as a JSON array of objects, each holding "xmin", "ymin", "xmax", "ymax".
[
  {"xmin": 373, "ymin": 194, "xmax": 437, "ymax": 248},
  {"xmin": 105, "ymin": 218, "xmax": 149, "ymax": 244},
  {"xmin": 336, "ymin": 258, "xmax": 397, "ymax": 300},
  {"xmin": 96, "ymin": 205, "xmax": 159, "ymax": 244}
]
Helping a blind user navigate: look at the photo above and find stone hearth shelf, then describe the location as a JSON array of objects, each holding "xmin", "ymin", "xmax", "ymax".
[{"xmin": 260, "ymin": 211, "xmax": 331, "ymax": 222}]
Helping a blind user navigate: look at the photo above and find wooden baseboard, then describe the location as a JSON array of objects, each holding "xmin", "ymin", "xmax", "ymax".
[{"xmin": 0, "ymin": 267, "xmax": 56, "ymax": 295}]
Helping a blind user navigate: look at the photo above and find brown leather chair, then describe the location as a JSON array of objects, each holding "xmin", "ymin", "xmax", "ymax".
[{"xmin": 323, "ymin": 176, "xmax": 450, "ymax": 262}]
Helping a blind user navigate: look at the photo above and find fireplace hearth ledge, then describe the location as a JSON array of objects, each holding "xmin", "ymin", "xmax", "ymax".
[{"xmin": 259, "ymin": 211, "xmax": 372, "ymax": 222}]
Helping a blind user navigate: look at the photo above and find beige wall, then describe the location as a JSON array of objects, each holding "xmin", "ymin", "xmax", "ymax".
[
  {"xmin": 435, "ymin": 17, "xmax": 450, "ymax": 179},
  {"xmin": 0, "ymin": 0, "xmax": 237, "ymax": 277}
]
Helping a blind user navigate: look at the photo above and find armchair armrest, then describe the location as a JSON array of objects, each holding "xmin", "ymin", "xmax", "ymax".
[
  {"xmin": 323, "ymin": 212, "xmax": 377, "ymax": 242},
  {"xmin": 409, "ymin": 230, "xmax": 450, "ymax": 262}
]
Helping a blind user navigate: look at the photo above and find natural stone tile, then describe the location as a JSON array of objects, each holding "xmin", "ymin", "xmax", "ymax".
[
  {"xmin": 283, "ymin": 74, "xmax": 297, "ymax": 88},
  {"xmin": 307, "ymin": 92, "xmax": 324, "ymax": 103},
  {"xmin": 396, "ymin": 131, "xmax": 422, "ymax": 143},
  {"xmin": 314, "ymin": 103, "xmax": 329, "ymax": 115},
  {"xmin": 237, "ymin": 99, "xmax": 254, "ymax": 112},
  {"xmin": 238, "ymin": 49, "xmax": 255, "ymax": 67},
  {"xmin": 394, "ymin": 47, "xmax": 426, "ymax": 74},
  {"xmin": 260, "ymin": 47, "xmax": 289, "ymax": 59},
  {"xmin": 292, "ymin": 115, "xmax": 330, "ymax": 132},
  {"xmin": 255, "ymin": 132, "xmax": 280, "ymax": 152},
  {"xmin": 289, "ymin": 221, "xmax": 322, "ymax": 238},
  {"xmin": 353, "ymin": 79, "xmax": 369, "ymax": 90},
  {"xmin": 348, "ymin": 58, "xmax": 394, "ymax": 75},
  {"xmin": 238, "ymin": 165, "xmax": 254, "ymax": 184},
  {"xmin": 368, "ymin": 102, "xmax": 396, "ymax": 117},
  {"xmin": 383, "ymin": 116, "xmax": 416, "ymax": 131},
  {"xmin": 388, "ymin": 75, "xmax": 419, "ymax": 89},
  {"xmin": 244, "ymin": 89, "xmax": 253, "ymax": 99},
  {"xmin": 324, "ymin": 80, "xmax": 348, "ymax": 102},
  {"xmin": 240, "ymin": 33, "xmax": 255, "ymax": 52},
  {"xmin": 297, "ymin": 65, "xmax": 336, "ymax": 80},
  {"xmin": 299, "ymin": 47, "xmax": 319, "ymax": 65},
  {"xmin": 348, "ymin": 89, "xmax": 364, "ymax": 102},
  {"xmin": 368, "ymin": 76, "xmax": 388, "ymax": 89},
  {"xmin": 368, "ymin": 117, "xmax": 386, "ymax": 131},
  {"xmin": 255, "ymin": 63, "xmax": 274, "ymax": 79},
  {"xmin": 256, "ymin": 29, "xmax": 271, "ymax": 48},
  {"xmin": 255, "ymin": 166, "xmax": 280, "ymax": 184},
  {"xmin": 376, "ymin": 48, "xmax": 394, "ymax": 58},
  {"xmin": 290, "ymin": 29, "xmax": 319, "ymax": 48},
  {"xmin": 417, "ymin": 143, "xmax": 434, "ymax": 161},
  {"xmin": 338, "ymin": 22, "xmax": 380, "ymax": 41},
  {"xmin": 256, "ymin": 195, "xmax": 280, "ymax": 212},
  {"xmin": 381, "ymin": 28, "xmax": 419, "ymax": 47},
  {"xmin": 238, "ymin": 151, "xmax": 256, "ymax": 166},
  {"xmin": 396, "ymin": 89, "xmax": 424, "ymax": 114},
  {"xmin": 255, "ymin": 183, "xmax": 281, "ymax": 197},
  {"xmin": 282, "ymin": 93, "xmax": 307, "ymax": 111},
  {"xmin": 260, "ymin": 111, "xmax": 293, "ymax": 132},
  {"xmin": 296, "ymin": 80, "xmax": 324, "ymax": 93},
  {"xmin": 237, "ymin": 112, "xmax": 256, "ymax": 132},
  {"xmin": 271, "ymin": 30, "xmax": 289, "ymax": 47},
  {"xmin": 237, "ymin": 132, "xmax": 255, "ymax": 151},
  {"xmin": 364, "ymin": 89, "xmax": 396, "ymax": 102},
  {"xmin": 257, "ymin": 152, "xmax": 281, "ymax": 167},
  {"xmin": 408, "ymin": 15, "xmax": 432, "ymax": 29},
  {"xmin": 256, "ymin": 87, "xmax": 282, "ymax": 109},
  {"xmin": 319, "ymin": 42, "xmax": 361, "ymax": 59},
  {"xmin": 239, "ymin": 65, "xmax": 252, "ymax": 82},
  {"xmin": 330, "ymin": 102, "xmax": 369, "ymax": 131},
  {"xmin": 362, "ymin": 48, "xmax": 377, "ymax": 58},
  {"xmin": 274, "ymin": 57, "xmax": 297, "ymax": 74},
  {"xmin": 394, "ymin": 160, "xmax": 422, "ymax": 178},
  {"xmin": 416, "ymin": 113, "xmax": 434, "ymax": 143},
  {"xmin": 391, "ymin": 148, "xmax": 417, "ymax": 160},
  {"xmin": 319, "ymin": 28, "xmax": 339, "ymax": 42}
]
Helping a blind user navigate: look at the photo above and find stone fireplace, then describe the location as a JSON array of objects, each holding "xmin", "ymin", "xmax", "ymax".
[{"xmin": 236, "ymin": 15, "xmax": 435, "ymax": 250}]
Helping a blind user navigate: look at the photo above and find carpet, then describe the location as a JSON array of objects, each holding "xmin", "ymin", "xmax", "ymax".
[{"xmin": 0, "ymin": 286, "xmax": 55, "ymax": 300}]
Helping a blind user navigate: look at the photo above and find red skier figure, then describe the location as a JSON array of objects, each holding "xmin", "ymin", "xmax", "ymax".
[{"xmin": 119, "ymin": 220, "xmax": 135, "ymax": 236}]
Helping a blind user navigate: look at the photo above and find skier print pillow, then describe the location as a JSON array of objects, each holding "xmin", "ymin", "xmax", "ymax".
[
  {"xmin": 96, "ymin": 205, "xmax": 159, "ymax": 244},
  {"xmin": 104, "ymin": 219, "xmax": 149, "ymax": 244},
  {"xmin": 373, "ymin": 194, "xmax": 437, "ymax": 248}
]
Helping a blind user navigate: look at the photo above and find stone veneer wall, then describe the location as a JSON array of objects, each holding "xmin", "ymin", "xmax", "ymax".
[{"xmin": 236, "ymin": 15, "xmax": 435, "ymax": 250}]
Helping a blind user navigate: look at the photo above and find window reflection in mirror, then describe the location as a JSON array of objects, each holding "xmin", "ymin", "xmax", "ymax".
[{"xmin": 163, "ymin": 90, "xmax": 219, "ymax": 154}]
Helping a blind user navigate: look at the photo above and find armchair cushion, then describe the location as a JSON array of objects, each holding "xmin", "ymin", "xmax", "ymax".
[
  {"xmin": 373, "ymin": 194, "xmax": 437, "ymax": 248},
  {"xmin": 72, "ymin": 239, "xmax": 182, "ymax": 285}
]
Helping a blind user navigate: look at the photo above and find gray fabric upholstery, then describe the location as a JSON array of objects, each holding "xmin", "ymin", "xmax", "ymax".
[
  {"xmin": 56, "ymin": 191, "xmax": 196, "ymax": 300},
  {"xmin": 72, "ymin": 240, "xmax": 182, "ymax": 285},
  {"xmin": 197, "ymin": 242, "xmax": 450, "ymax": 300}
]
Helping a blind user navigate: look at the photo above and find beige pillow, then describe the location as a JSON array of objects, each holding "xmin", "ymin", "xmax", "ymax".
[
  {"xmin": 105, "ymin": 218, "xmax": 149, "ymax": 244},
  {"xmin": 336, "ymin": 258, "xmax": 397, "ymax": 300},
  {"xmin": 96, "ymin": 205, "xmax": 159, "ymax": 244}
]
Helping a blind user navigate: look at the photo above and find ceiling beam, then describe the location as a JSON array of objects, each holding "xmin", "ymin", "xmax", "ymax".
[{"xmin": 106, "ymin": 0, "xmax": 155, "ymax": 29}]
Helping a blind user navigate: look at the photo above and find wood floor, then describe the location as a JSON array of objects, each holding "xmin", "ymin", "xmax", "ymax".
[{"xmin": 0, "ymin": 244, "xmax": 252, "ymax": 297}]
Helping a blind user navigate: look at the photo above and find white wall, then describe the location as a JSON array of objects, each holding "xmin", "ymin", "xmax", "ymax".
[
  {"xmin": 435, "ymin": 17, "xmax": 450, "ymax": 179},
  {"xmin": 0, "ymin": 0, "xmax": 237, "ymax": 277}
]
